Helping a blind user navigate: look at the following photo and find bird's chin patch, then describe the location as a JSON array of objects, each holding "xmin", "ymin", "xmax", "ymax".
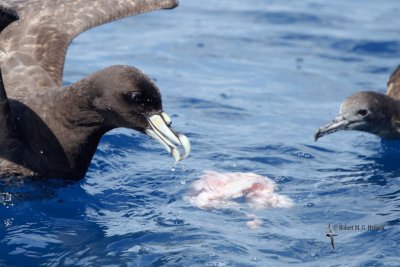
[
  {"xmin": 346, "ymin": 121, "xmax": 369, "ymax": 131},
  {"xmin": 145, "ymin": 112, "xmax": 191, "ymax": 162},
  {"xmin": 130, "ymin": 115, "xmax": 149, "ymax": 133}
]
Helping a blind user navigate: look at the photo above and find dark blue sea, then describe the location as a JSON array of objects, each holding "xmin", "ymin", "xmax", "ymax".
[{"xmin": 1, "ymin": 0, "xmax": 400, "ymax": 266}]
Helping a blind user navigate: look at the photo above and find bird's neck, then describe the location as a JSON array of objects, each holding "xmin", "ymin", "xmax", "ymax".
[
  {"xmin": 375, "ymin": 97, "xmax": 400, "ymax": 139},
  {"xmin": 390, "ymin": 99, "xmax": 400, "ymax": 138},
  {"xmin": 46, "ymin": 82, "xmax": 111, "ymax": 179}
]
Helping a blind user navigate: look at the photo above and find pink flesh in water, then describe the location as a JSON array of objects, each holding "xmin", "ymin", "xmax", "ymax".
[
  {"xmin": 187, "ymin": 171, "xmax": 294, "ymax": 209},
  {"xmin": 185, "ymin": 171, "xmax": 294, "ymax": 229}
]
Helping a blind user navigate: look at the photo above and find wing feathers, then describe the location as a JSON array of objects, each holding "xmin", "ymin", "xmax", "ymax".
[
  {"xmin": 1, "ymin": 0, "xmax": 177, "ymax": 97},
  {"xmin": 387, "ymin": 65, "xmax": 400, "ymax": 100}
]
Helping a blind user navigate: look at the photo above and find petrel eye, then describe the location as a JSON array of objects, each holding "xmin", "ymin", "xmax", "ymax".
[
  {"xmin": 129, "ymin": 93, "xmax": 146, "ymax": 105},
  {"xmin": 357, "ymin": 109, "xmax": 368, "ymax": 117},
  {"xmin": 131, "ymin": 93, "xmax": 142, "ymax": 103}
]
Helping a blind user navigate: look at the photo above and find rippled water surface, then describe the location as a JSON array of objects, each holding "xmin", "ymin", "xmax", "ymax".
[{"xmin": 1, "ymin": 0, "xmax": 400, "ymax": 266}]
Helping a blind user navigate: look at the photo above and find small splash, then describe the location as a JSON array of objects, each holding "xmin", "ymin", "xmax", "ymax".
[
  {"xmin": 296, "ymin": 151, "xmax": 313, "ymax": 159},
  {"xmin": 205, "ymin": 260, "xmax": 227, "ymax": 267},
  {"xmin": 0, "ymin": 192, "xmax": 13, "ymax": 207},
  {"xmin": 171, "ymin": 161, "xmax": 178, "ymax": 172},
  {"xmin": 3, "ymin": 218, "xmax": 13, "ymax": 227}
]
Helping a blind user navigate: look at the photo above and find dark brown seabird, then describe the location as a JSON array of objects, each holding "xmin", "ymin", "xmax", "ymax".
[
  {"xmin": 0, "ymin": 0, "xmax": 191, "ymax": 180},
  {"xmin": 326, "ymin": 224, "xmax": 337, "ymax": 250},
  {"xmin": 315, "ymin": 65, "xmax": 400, "ymax": 141}
]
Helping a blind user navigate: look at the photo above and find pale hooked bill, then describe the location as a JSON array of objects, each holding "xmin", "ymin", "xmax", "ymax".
[{"xmin": 145, "ymin": 112, "xmax": 191, "ymax": 162}]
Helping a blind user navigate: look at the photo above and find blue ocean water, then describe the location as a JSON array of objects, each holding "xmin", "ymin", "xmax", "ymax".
[{"xmin": 1, "ymin": 0, "xmax": 400, "ymax": 266}]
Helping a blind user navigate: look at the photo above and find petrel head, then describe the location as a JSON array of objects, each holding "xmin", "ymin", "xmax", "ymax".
[
  {"xmin": 88, "ymin": 65, "xmax": 190, "ymax": 162},
  {"xmin": 315, "ymin": 91, "xmax": 400, "ymax": 140}
]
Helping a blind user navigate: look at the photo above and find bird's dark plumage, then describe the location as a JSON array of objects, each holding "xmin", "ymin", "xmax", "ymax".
[
  {"xmin": 0, "ymin": 0, "xmax": 191, "ymax": 180},
  {"xmin": 315, "ymin": 65, "xmax": 400, "ymax": 141},
  {"xmin": 0, "ymin": 0, "xmax": 18, "ymax": 33}
]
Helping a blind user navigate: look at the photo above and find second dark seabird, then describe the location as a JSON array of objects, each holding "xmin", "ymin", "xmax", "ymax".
[
  {"xmin": 326, "ymin": 224, "xmax": 337, "ymax": 250},
  {"xmin": 315, "ymin": 66, "xmax": 400, "ymax": 141}
]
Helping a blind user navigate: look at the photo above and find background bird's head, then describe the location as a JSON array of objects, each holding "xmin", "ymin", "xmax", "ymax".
[{"xmin": 315, "ymin": 91, "xmax": 400, "ymax": 140}]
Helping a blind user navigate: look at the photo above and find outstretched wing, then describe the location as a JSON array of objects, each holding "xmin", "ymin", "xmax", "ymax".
[
  {"xmin": 0, "ymin": 0, "xmax": 17, "ymax": 104},
  {"xmin": 387, "ymin": 65, "xmax": 400, "ymax": 100},
  {"xmin": 0, "ymin": 0, "xmax": 178, "ymax": 100}
]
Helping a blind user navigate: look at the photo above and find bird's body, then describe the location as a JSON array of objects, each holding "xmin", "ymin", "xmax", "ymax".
[
  {"xmin": 326, "ymin": 224, "xmax": 337, "ymax": 250},
  {"xmin": 315, "ymin": 66, "xmax": 400, "ymax": 141},
  {"xmin": 0, "ymin": 0, "xmax": 190, "ymax": 180}
]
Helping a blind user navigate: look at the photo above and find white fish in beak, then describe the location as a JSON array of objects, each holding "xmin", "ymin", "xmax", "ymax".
[{"xmin": 145, "ymin": 112, "xmax": 191, "ymax": 162}]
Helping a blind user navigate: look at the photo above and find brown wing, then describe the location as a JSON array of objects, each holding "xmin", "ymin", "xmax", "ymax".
[
  {"xmin": 0, "ymin": 1, "xmax": 18, "ymax": 142},
  {"xmin": 387, "ymin": 65, "xmax": 400, "ymax": 100},
  {"xmin": 0, "ymin": 0, "xmax": 178, "ymax": 101},
  {"xmin": 0, "ymin": 0, "xmax": 17, "ymax": 102}
]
